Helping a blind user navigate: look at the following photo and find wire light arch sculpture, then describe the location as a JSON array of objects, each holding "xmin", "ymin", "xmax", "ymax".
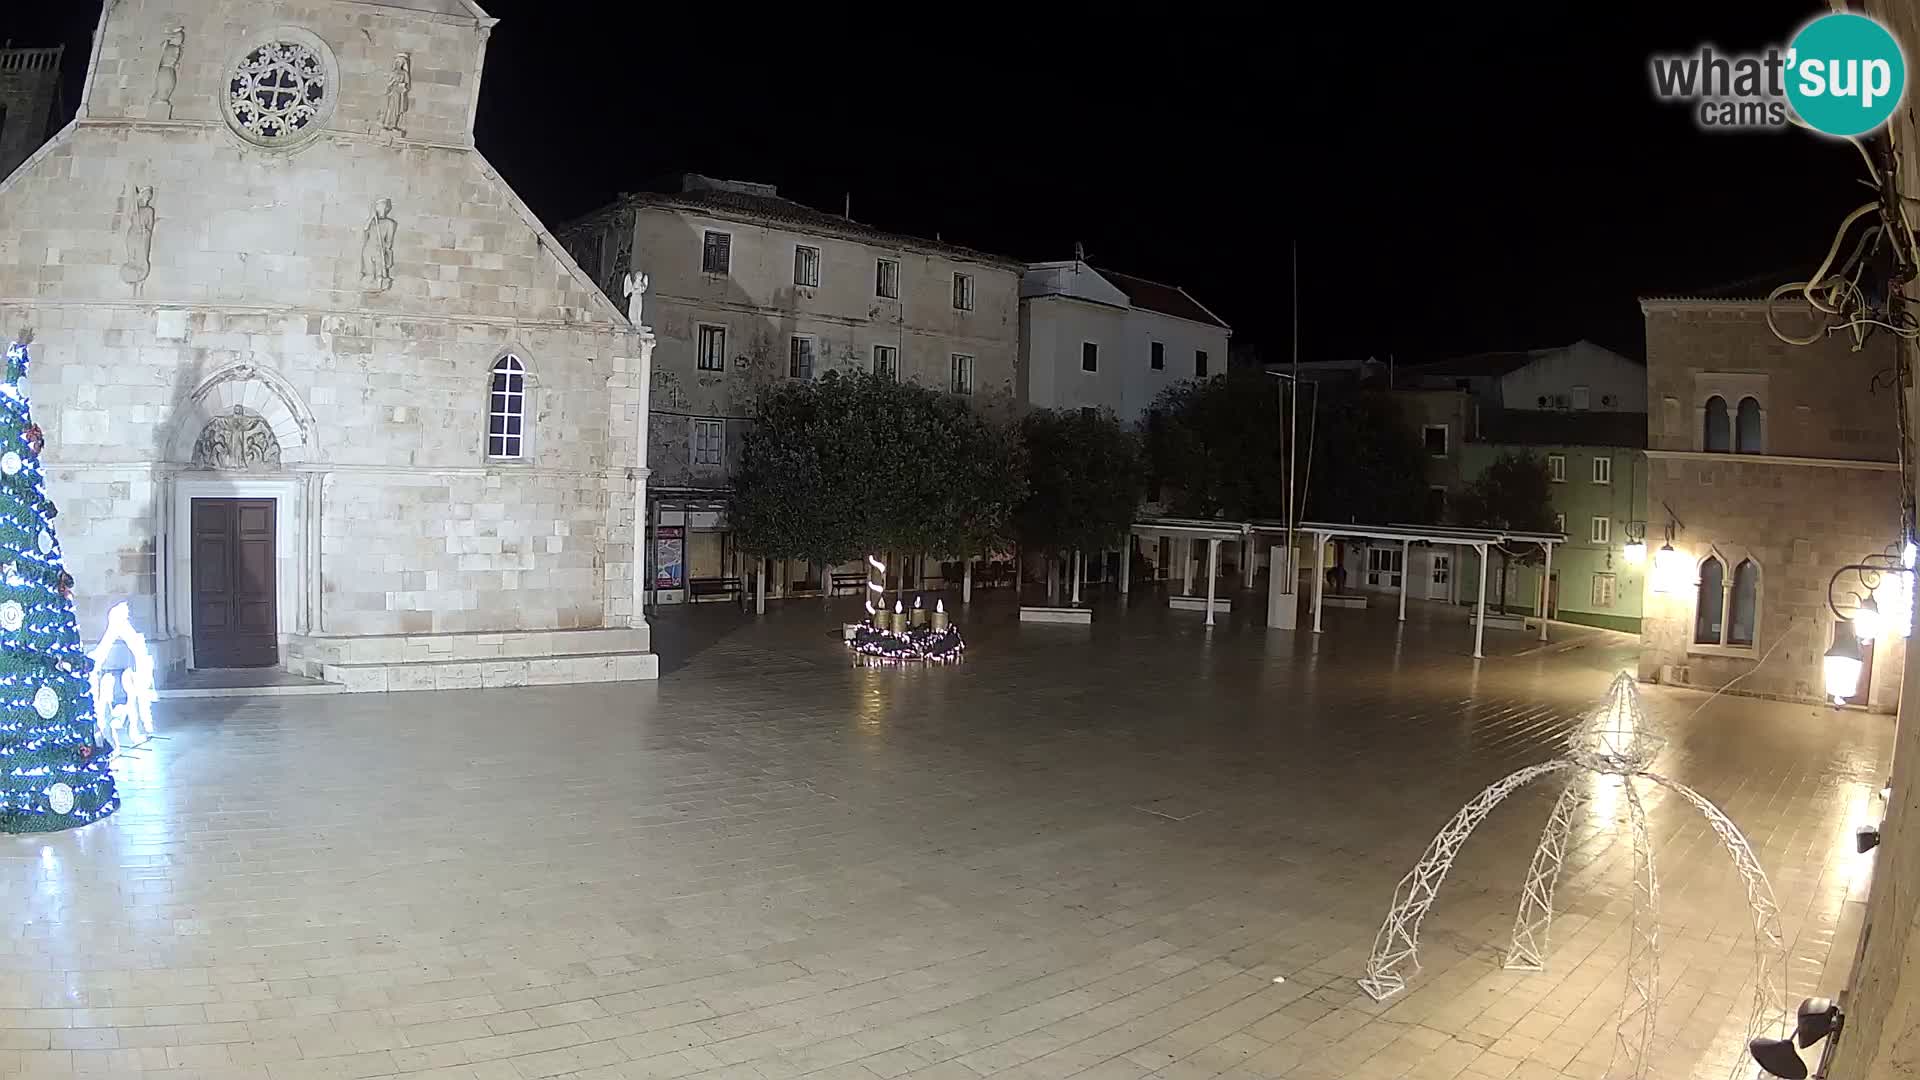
[{"xmin": 1357, "ymin": 672, "xmax": 1787, "ymax": 1079}]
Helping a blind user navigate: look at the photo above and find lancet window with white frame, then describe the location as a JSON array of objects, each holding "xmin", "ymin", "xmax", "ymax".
[{"xmin": 487, "ymin": 354, "xmax": 527, "ymax": 460}]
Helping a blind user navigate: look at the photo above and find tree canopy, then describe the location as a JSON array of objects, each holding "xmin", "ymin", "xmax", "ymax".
[
  {"xmin": 1145, "ymin": 371, "xmax": 1285, "ymax": 519},
  {"xmin": 1452, "ymin": 450, "xmax": 1557, "ymax": 611},
  {"xmin": 1301, "ymin": 387, "xmax": 1434, "ymax": 525},
  {"xmin": 731, "ymin": 371, "xmax": 1024, "ymax": 565},
  {"xmin": 1015, "ymin": 408, "xmax": 1145, "ymax": 554}
]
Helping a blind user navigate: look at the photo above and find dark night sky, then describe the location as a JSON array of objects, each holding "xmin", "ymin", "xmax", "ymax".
[{"xmin": 6, "ymin": 2, "xmax": 1871, "ymax": 362}]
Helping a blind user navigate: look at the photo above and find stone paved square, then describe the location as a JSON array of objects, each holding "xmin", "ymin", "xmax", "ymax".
[{"xmin": 4, "ymin": 596, "xmax": 1889, "ymax": 1079}]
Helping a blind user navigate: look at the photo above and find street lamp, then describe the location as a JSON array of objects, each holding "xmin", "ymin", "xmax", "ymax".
[{"xmin": 1824, "ymin": 621, "xmax": 1865, "ymax": 705}]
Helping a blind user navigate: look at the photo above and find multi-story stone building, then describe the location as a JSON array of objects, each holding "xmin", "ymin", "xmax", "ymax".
[
  {"xmin": 1638, "ymin": 295, "xmax": 1905, "ymax": 711},
  {"xmin": 0, "ymin": 44, "xmax": 64, "ymax": 180},
  {"xmin": 1018, "ymin": 258, "xmax": 1230, "ymax": 423},
  {"xmin": 559, "ymin": 175, "xmax": 1020, "ymax": 603},
  {"xmin": 0, "ymin": 0, "xmax": 656, "ymax": 688}
]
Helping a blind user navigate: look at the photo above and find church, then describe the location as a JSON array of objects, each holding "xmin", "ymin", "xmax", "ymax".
[{"xmin": 0, "ymin": 0, "xmax": 657, "ymax": 689}]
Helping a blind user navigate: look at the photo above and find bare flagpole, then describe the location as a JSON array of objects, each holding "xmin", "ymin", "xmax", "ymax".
[{"xmin": 1287, "ymin": 241, "xmax": 1299, "ymax": 591}]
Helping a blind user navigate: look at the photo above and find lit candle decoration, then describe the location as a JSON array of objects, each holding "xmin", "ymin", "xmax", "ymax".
[
  {"xmin": 931, "ymin": 598, "xmax": 948, "ymax": 632},
  {"xmin": 911, "ymin": 594, "xmax": 929, "ymax": 628},
  {"xmin": 892, "ymin": 599, "xmax": 906, "ymax": 633}
]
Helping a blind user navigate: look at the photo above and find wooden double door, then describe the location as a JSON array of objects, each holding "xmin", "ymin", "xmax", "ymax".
[{"xmin": 190, "ymin": 498, "xmax": 277, "ymax": 668}]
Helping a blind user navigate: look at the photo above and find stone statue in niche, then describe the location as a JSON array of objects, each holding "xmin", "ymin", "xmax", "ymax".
[
  {"xmin": 378, "ymin": 52, "xmax": 411, "ymax": 135},
  {"xmin": 148, "ymin": 26, "xmax": 185, "ymax": 119},
  {"xmin": 120, "ymin": 186, "xmax": 155, "ymax": 285},
  {"xmin": 191, "ymin": 407, "xmax": 282, "ymax": 471},
  {"xmin": 622, "ymin": 271, "xmax": 650, "ymax": 328},
  {"xmin": 360, "ymin": 197, "xmax": 396, "ymax": 292}
]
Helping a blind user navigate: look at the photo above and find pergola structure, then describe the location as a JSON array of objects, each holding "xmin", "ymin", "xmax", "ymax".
[
  {"xmin": 1124, "ymin": 519, "xmax": 1252, "ymax": 626},
  {"xmin": 1296, "ymin": 521, "xmax": 1566, "ymax": 658}
]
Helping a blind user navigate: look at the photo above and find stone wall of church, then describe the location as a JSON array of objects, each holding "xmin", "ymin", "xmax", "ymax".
[{"xmin": 0, "ymin": 0, "xmax": 647, "ymax": 656}]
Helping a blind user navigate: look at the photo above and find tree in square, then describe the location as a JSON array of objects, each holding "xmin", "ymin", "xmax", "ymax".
[{"xmin": 0, "ymin": 335, "xmax": 116, "ymax": 833}]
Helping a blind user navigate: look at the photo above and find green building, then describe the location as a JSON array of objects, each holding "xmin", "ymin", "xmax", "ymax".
[{"xmin": 1457, "ymin": 410, "xmax": 1646, "ymax": 633}]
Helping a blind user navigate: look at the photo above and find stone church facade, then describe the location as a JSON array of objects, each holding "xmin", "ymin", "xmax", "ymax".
[{"xmin": 0, "ymin": 0, "xmax": 656, "ymax": 689}]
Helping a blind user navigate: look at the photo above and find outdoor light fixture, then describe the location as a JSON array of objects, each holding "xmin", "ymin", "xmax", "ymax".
[
  {"xmin": 1652, "ymin": 542, "xmax": 1689, "ymax": 593},
  {"xmin": 1830, "ymin": 542, "xmax": 1918, "ymax": 647},
  {"xmin": 1623, "ymin": 541, "xmax": 1646, "ymax": 565},
  {"xmin": 1857, "ymin": 824, "xmax": 1882, "ymax": 853},
  {"xmin": 1749, "ymin": 997, "xmax": 1844, "ymax": 1079},
  {"xmin": 1853, "ymin": 595, "xmax": 1883, "ymax": 645},
  {"xmin": 1824, "ymin": 622, "xmax": 1864, "ymax": 705}
]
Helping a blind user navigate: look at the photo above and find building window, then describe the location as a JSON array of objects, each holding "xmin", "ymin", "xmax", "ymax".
[
  {"xmin": 1704, "ymin": 395, "xmax": 1731, "ymax": 452},
  {"xmin": 1735, "ymin": 396, "xmax": 1762, "ymax": 453},
  {"xmin": 1694, "ymin": 555, "xmax": 1759, "ymax": 648},
  {"xmin": 691, "ymin": 418, "xmax": 724, "ymax": 468},
  {"xmin": 1694, "ymin": 555, "xmax": 1725, "ymax": 644},
  {"xmin": 701, "ymin": 230, "xmax": 731, "ymax": 275},
  {"xmin": 952, "ymin": 272, "xmax": 974, "ymax": 311},
  {"xmin": 1422, "ymin": 425, "xmax": 1448, "ymax": 458},
  {"xmin": 1151, "ymin": 341, "xmax": 1165, "ymax": 370},
  {"xmin": 1591, "ymin": 455, "xmax": 1611, "ymax": 485},
  {"xmin": 876, "ymin": 259, "xmax": 900, "ymax": 299},
  {"xmin": 1432, "ymin": 553, "xmax": 1450, "ymax": 585},
  {"xmin": 1590, "ymin": 516, "xmax": 1611, "ymax": 545},
  {"xmin": 1591, "ymin": 572, "xmax": 1617, "ymax": 608},
  {"xmin": 873, "ymin": 344, "xmax": 898, "ymax": 380},
  {"xmin": 696, "ymin": 325, "xmax": 726, "ymax": 372},
  {"xmin": 794, "ymin": 245, "xmax": 821, "ymax": 287},
  {"xmin": 1553, "ymin": 512, "xmax": 1566, "ymax": 534},
  {"xmin": 1728, "ymin": 559, "xmax": 1758, "ymax": 645},
  {"xmin": 221, "ymin": 31, "xmax": 338, "ymax": 149},
  {"xmin": 1365, "ymin": 546, "xmax": 1404, "ymax": 589},
  {"xmin": 1547, "ymin": 454, "xmax": 1566, "ymax": 483},
  {"xmin": 486, "ymin": 354, "xmax": 526, "ymax": 459},
  {"xmin": 1082, "ymin": 342, "xmax": 1099, "ymax": 373},
  {"xmin": 789, "ymin": 336, "xmax": 814, "ymax": 379},
  {"xmin": 1571, "ymin": 386, "xmax": 1591, "ymax": 410},
  {"xmin": 951, "ymin": 353, "xmax": 974, "ymax": 395},
  {"xmin": 1195, "ymin": 349, "xmax": 1209, "ymax": 377}
]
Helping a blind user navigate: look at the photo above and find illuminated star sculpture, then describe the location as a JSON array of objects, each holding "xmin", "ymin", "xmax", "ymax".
[{"xmin": 1357, "ymin": 673, "xmax": 1786, "ymax": 1079}]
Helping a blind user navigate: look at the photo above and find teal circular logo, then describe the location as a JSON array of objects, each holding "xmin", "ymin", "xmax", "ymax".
[{"xmin": 1787, "ymin": 13, "xmax": 1906, "ymax": 137}]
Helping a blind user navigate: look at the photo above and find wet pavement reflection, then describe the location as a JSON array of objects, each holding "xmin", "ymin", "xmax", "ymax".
[{"xmin": 7, "ymin": 590, "xmax": 1889, "ymax": 1079}]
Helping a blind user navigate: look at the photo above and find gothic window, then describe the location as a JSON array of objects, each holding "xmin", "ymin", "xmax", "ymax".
[
  {"xmin": 1728, "ymin": 559, "xmax": 1759, "ymax": 645},
  {"xmin": 1735, "ymin": 396, "xmax": 1763, "ymax": 453},
  {"xmin": 221, "ymin": 30, "xmax": 338, "ymax": 148},
  {"xmin": 1693, "ymin": 555, "xmax": 1725, "ymax": 644},
  {"xmin": 1703, "ymin": 395, "xmax": 1731, "ymax": 452},
  {"xmin": 487, "ymin": 355, "xmax": 526, "ymax": 459}
]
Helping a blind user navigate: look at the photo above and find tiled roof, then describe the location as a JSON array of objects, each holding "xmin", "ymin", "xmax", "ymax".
[
  {"xmin": 1476, "ymin": 409, "xmax": 1648, "ymax": 449},
  {"xmin": 1096, "ymin": 269, "xmax": 1231, "ymax": 330},
  {"xmin": 609, "ymin": 187, "xmax": 1024, "ymax": 269}
]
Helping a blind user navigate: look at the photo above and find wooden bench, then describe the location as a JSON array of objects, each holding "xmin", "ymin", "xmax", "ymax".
[
  {"xmin": 689, "ymin": 576, "xmax": 742, "ymax": 600},
  {"xmin": 830, "ymin": 572, "xmax": 868, "ymax": 595}
]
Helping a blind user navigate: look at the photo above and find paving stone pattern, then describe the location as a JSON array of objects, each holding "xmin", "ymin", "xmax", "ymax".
[{"xmin": 0, "ymin": 596, "xmax": 1889, "ymax": 1079}]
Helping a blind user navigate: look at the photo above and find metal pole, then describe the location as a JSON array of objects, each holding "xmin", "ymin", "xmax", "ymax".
[
  {"xmin": 1072, "ymin": 549, "xmax": 1083, "ymax": 605},
  {"xmin": 963, "ymin": 558, "xmax": 973, "ymax": 604},
  {"xmin": 1313, "ymin": 532, "xmax": 1325, "ymax": 633},
  {"xmin": 1205, "ymin": 538, "xmax": 1219, "ymax": 627},
  {"xmin": 1242, "ymin": 535, "xmax": 1256, "ymax": 590},
  {"xmin": 755, "ymin": 558, "xmax": 766, "ymax": 615},
  {"xmin": 1182, "ymin": 538, "xmax": 1194, "ymax": 595},
  {"xmin": 1474, "ymin": 542, "xmax": 1488, "ymax": 659},
  {"xmin": 1119, "ymin": 536, "xmax": 1132, "ymax": 596},
  {"xmin": 1288, "ymin": 241, "xmax": 1299, "ymax": 593},
  {"xmin": 1398, "ymin": 538, "xmax": 1409, "ymax": 622},
  {"xmin": 1540, "ymin": 542, "xmax": 1553, "ymax": 642}
]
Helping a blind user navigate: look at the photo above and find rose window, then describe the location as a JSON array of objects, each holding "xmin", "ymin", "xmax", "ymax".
[{"xmin": 225, "ymin": 40, "xmax": 329, "ymax": 145}]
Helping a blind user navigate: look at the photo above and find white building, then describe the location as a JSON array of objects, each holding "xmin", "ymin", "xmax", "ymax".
[
  {"xmin": 0, "ymin": 0, "xmax": 656, "ymax": 689},
  {"xmin": 1400, "ymin": 340, "xmax": 1646, "ymax": 413},
  {"xmin": 1018, "ymin": 260, "xmax": 1231, "ymax": 422},
  {"xmin": 560, "ymin": 175, "xmax": 1022, "ymax": 603}
]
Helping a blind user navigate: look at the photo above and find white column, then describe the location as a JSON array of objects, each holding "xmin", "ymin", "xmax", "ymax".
[
  {"xmin": 1182, "ymin": 539, "xmax": 1195, "ymax": 595},
  {"xmin": 1119, "ymin": 537, "xmax": 1132, "ymax": 596},
  {"xmin": 1398, "ymin": 538, "xmax": 1410, "ymax": 622},
  {"xmin": 963, "ymin": 558, "xmax": 974, "ymax": 603},
  {"xmin": 1072, "ymin": 550, "xmax": 1083, "ymax": 605},
  {"xmin": 1242, "ymin": 539, "xmax": 1257, "ymax": 590},
  {"xmin": 1539, "ymin": 543, "xmax": 1553, "ymax": 642},
  {"xmin": 1474, "ymin": 542, "xmax": 1488, "ymax": 659},
  {"xmin": 629, "ymin": 330, "xmax": 655, "ymax": 629},
  {"xmin": 1204, "ymin": 538, "xmax": 1220, "ymax": 627},
  {"xmin": 1313, "ymin": 534, "xmax": 1325, "ymax": 633},
  {"xmin": 755, "ymin": 559, "xmax": 766, "ymax": 614}
]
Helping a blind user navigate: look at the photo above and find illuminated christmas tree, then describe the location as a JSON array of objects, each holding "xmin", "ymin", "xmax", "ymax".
[{"xmin": 0, "ymin": 336, "xmax": 115, "ymax": 833}]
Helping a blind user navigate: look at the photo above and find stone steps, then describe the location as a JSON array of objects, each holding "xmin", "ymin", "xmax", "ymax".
[
  {"xmin": 288, "ymin": 626, "xmax": 650, "ymax": 669},
  {"xmin": 321, "ymin": 649, "xmax": 659, "ymax": 693}
]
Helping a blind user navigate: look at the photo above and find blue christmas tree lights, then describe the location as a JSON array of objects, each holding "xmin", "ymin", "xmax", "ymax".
[{"xmin": 0, "ymin": 339, "xmax": 115, "ymax": 832}]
